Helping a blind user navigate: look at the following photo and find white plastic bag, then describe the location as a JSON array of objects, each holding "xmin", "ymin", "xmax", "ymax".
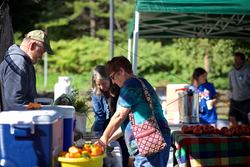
[{"xmin": 74, "ymin": 112, "xmax": 87, "ymax": 136}]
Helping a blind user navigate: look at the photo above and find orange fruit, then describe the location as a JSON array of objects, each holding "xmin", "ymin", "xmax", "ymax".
[
  {"xmin": 68, "ymin": 146, "xmax": 80, "ymax": 154},
  {"xmin": 58, "ymin": 151, "xmax": 67, "ymax": 157},
  {"xmin": 90, "ymin": 144, "xmax": 102, "ymax": 156},
  {"xmin": 65, "ymin": 153, "xmax": 70, "ymax": 158},
  {"xmin": 229, "ymin": 125, "xmax": 236, "ymax": 129},
  {"xmin": 82, "ymin": 150, "xmax": 91, "ymax": 154},
  {"xmin": 69, "ymin": 152, "xmax": 81, "ymax": 158},
  {"xmin": 82, "ymin": 143, "xmax": 91, "ymax": 152}
]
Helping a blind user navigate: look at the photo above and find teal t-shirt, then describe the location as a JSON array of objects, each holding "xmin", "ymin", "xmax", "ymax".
[{"xmin": 118, "ymin": 77, "xmax": 171, "ymax": 155}]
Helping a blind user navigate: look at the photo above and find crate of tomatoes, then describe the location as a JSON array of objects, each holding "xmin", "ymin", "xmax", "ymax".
[
  {"xmin": 181, "ymin": 124, "xmax": 250, "ymax": 136},
  {"xmin": 58, "ymin": 143, "xmax": 105, "ymax": 167}
]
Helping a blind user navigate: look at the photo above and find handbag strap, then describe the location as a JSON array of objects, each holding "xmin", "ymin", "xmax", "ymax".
[{"xmin": 129, "ymin": 77, "xmax": 155, "ymax": 126}]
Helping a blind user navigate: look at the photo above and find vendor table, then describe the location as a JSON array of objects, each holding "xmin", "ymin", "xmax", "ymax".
[{"xmin": 171, "ymin": 131, "xmax": 250, "ymax": 167}]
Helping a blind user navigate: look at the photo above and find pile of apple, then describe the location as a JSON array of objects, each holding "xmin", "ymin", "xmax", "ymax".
[{"xmin": 181, "ymin": 124, "xmax": 250, "ymax": 136}]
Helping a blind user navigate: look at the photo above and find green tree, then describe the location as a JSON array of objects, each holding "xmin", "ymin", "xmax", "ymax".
[
  {"xmin": 172, "ymin": 38, "xmax": 250, "ymax": 89},
  {"xmin": 11, "ymin": 0, "xmax": 134, "ymax": 42}
]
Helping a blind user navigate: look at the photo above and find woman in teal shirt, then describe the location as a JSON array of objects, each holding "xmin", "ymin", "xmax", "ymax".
[{"xmin": 96, "ymin": 56, "xmax": 171, "ymax": 167}]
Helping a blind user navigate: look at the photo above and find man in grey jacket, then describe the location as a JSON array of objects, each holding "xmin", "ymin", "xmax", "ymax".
[
  {"xmin": 0, "ymin": 30, "xmax": 54, "ymax": 111},
  {"xmin": 228, "ymin": 52, "xmax": 250, "ymax": 126}
]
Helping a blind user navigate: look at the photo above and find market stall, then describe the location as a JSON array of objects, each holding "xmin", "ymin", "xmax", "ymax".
[
  {"xmin": 128, "ymin": 0, "xmax": 250, "ymax": 75},
  {"xmin": 171, "ymin": 130, "xmax": 250, "ymax": 167}
]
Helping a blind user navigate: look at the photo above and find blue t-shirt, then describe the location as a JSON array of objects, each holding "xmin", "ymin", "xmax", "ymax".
[
  {"xmin": 189, "ymin": 82, "xmax": 218, "ymax": 124},
  {"xmin": 118, "ymin": 77, "xmax": 171, "ymax": 155}
]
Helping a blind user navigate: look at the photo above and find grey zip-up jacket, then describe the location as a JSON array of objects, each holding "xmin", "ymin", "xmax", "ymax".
[
  {"xmin": 0, "ymin": 44, "xmax": 37, "ymax": 110},
  {"xmin": 229, "ymin": 63, "xmax": 250, "ymax": 101}
]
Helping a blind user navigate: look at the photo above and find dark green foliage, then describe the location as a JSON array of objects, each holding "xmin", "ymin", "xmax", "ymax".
[
  {"xmin": 172, "ymin": 38, "xmax": 250, "ymax": 89},
  {"xmin": 31, "ymin": 34, "xmax": 250, "ymax": 90},
  {"xmin": 9, "ymin": 0, "xmax": 250, "ymax": 91}
]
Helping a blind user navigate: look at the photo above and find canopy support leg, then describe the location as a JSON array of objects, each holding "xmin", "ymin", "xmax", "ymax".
[
  {"xmin": 128, "ymin": 38, "xmax": 132, "ymax": 62},
  {"xmin": 132, "ymin": 11, "xmax": 140, "ymax": 75}
]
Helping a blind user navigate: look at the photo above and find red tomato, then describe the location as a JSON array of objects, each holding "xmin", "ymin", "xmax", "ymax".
[
  {"xmin": 194, "ymin": 125, "xmax": 200, "ymax": 129},
  {"xmin": 213, "ymin": 128, "xmax": 220, "ymax": 134},
  {"xmin": 182, "ymin": 126, "xmax": 190, "ymax": 134},
  {"xmin": 189, "ymin": 126, "xmax": 195, "ymax": 133},
  {"xmin": 245, "ymin": 126, "xmax": 250, "ymax": 130},
  {"xmin": 242, "ymin": 127, "xmax": 250, "ymax": 135},
  {"xmin": 230, "ymin": 127, "xmax": 236, "ymax": 136},
  {"xmin": 204, "ymin": 124, "xmax": 211, "ymax": 129},
  {"xmin": 223, "ymin": 129, "xmax": 232, "ymax": 137},
  {"xmin": 210, "ymin": 126, "xmax": 215, "ymax": 132},
  {"xmin": 235, "ymin": 129, "xmax": 243, "ymax": 136},
  {"xmin": 203, "ymin": 126, "xmax": 212, "ymax": 134},
  {"xmin": 181, "ymin": 125, "xmax": 189, "ymax": 132},
  {"xmin": 219, "ymin": 127, "xmax": 228, "ymax": 135},
  {"xmin": 245, "ymin": 126, "xmax": 250, "ymax": 133},
  {"xmin": 200, "ymin": 125, "xmax": 205, "ymax": 131},
  {"xmin": 193, "ymin": 127, "xmax": 202, "ymax": 136},
  {"xmin": 236, "ymin": 125, "xmax": 243, "ymax": 130}
]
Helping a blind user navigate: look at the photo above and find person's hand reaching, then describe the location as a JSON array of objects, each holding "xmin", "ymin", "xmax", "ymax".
[{"xmin": 95, "ymin": 137, "xmax": 107, "ymax": 152}]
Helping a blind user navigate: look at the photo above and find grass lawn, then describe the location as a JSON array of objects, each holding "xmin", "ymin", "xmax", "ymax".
[
  {"xmin": 36, "ymin": 71, "xmax": 92, "ymax": 91},
  {"xmin": 217, "ymin": 115, "xmax": 228, "ymax": 120}
]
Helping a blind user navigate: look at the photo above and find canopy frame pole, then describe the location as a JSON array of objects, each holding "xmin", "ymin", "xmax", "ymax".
[
  {"xmin": 222, "ymin": 14, "xmax": 236, "ymax": 31},
  {"xmin": 44, "ymin": 27, "xmax": 48, "ymax": 88},
  {"xmin": 109, "ymin": 0, "xmax": 114, "ymax": 60},
  {"xmin": 238, "ymin": 15, "xmax": 245, "ymax": 24},
  {"xmin": 128, "ymin": 38, "xmax": 132, "ymax": 62},
  {"xmin": 132, "ymin": 11, "xmax": 140, "ymax": 75}
]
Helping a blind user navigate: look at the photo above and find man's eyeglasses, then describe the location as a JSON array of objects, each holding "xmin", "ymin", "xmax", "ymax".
[{"xmin": 110, "ymin": 71, "xmax": 119, "ymax": 80}]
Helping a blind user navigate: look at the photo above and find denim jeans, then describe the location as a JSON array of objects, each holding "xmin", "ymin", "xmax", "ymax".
[{"xmin": 133, "ymin": 135, "xmax": 171, "ymax": 167}]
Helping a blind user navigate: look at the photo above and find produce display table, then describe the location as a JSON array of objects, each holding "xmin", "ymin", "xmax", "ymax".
[
  {"xmin": 168, "ymin": 123, "xmax": 197, "ymax": 132},
  {"xmin": 171, "ymin": 131, "xmax": 250, "ymax": 167}
]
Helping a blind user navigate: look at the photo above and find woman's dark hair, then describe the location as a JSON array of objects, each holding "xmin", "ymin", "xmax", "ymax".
[
  {"xmin": 91, "ymin": 65, "xmax": 118, "ymax": 97},
  {"xmin": 105, "ymin": 56, "xmax": 133, "ymax": 76},
  {"xmin": 191, "ymin": 67, "xmax": 207, "ymax": 86}
]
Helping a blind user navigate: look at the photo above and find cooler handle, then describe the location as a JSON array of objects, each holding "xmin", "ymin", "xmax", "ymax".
[
  {"xmin": 175, "ymin": 90, "xmax": 185, "ymax": 97},
  {"xmin": 10, "ymin": 122, "xmax": 35, "ymax": 136}
]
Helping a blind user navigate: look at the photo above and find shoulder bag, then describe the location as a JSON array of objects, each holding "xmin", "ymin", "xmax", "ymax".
[{"xmin": 129, "ymin": 77, "xmax": 167, "ymax": 157}]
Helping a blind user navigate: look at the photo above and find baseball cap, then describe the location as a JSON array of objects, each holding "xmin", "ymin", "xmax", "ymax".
[{"xmin": 26, "ymin": 30, "xmax": 54, "ymax": 55}]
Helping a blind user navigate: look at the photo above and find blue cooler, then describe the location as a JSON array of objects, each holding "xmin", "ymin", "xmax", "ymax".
[
  {"xmin": 57, "ymin": 105, "xmax": 75, "ymax": 152},
  {"xmin": 0, "ymin": 106, "xmax": 64, "ymax": 167}
]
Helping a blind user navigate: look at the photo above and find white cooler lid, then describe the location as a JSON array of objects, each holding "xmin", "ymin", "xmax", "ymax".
[
  {"xmin": 0, "ymin": 106, "xmax": 64, "ymax": 124},
  {"xmin": 56, "ymin": 105, "xmax": 75, "ymax": 118}
]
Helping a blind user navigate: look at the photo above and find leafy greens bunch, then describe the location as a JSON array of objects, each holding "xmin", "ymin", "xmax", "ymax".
[{"xmin": 54, "ymin": 89, "xmax": 91, "ymax": 114}]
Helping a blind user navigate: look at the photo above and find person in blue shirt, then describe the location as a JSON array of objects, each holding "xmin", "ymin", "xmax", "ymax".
[
  {"xmin": 91, "ymin": 65, "xmax": 129, "ymax": 167},
  {"xmin": 95, "ymin": 56, "xmax": 171, "ymax": 167},
  {"xmin": 189, "ymin": 67, "xmax": 218, "ymax": 128}
]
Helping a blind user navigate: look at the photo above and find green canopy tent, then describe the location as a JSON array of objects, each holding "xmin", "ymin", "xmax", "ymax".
[{"xmin": 128, "ymin": 0, "xmax": 250, "ymax": 74}]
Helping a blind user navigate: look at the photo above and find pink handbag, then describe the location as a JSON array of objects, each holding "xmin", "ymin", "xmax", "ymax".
[{"xmin": 129, "ymin": 78, "xmax": 167, "ymax": 157}]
